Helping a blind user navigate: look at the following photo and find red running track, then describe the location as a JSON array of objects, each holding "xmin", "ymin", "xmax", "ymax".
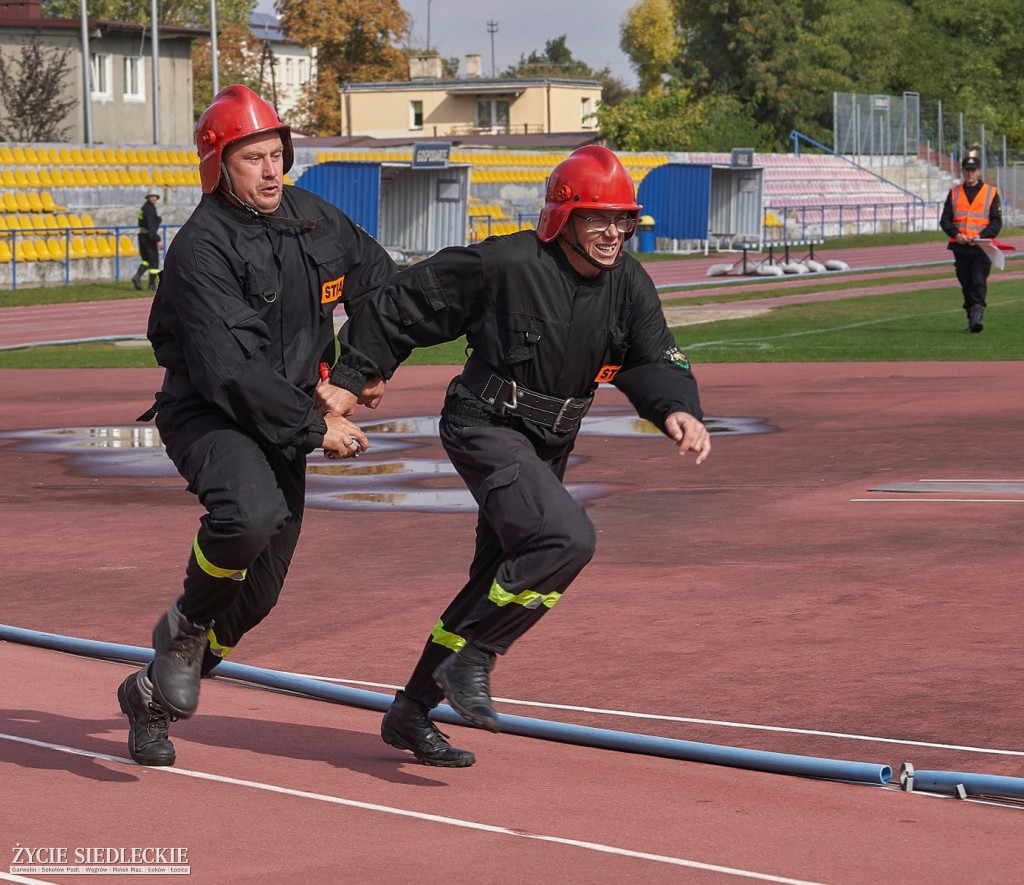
[{"xmin": 2, "ymin": 362, "xmax": 1023, "ymax": 883}]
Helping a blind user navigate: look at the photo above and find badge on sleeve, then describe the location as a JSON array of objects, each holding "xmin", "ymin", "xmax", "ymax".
[{"xmin": 663, "ymin": 346, "xmax": 690, "ymax": 370}]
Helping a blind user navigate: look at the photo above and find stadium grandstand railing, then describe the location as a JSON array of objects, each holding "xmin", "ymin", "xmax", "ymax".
[{"xmin": 1, "ymin": 139, "xmax": 942, "ymax": 287}]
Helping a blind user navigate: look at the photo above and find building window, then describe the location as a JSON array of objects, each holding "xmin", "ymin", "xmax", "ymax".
[
  {"xmin": 124, "ymin": 56, "xmax": 144, "ymax": 101},
  {"xmin": 91, "ymin": 53, "xmax": 112, "ymax": 100},
  {"xmin": 475, "ymin": 99, "xmax": 509, "ymax": 133},
  {"xmin": 581, "ymin": 97, "xmax": 597, "ymax": 129},
  {"xmin": 410, "ymin": 100, "xmax": 423, "ymax": 130},
  {"xmin": 297, "ymin": 58, "xmax": 308, "ymax": 85},
  {"xmin": 284, "ymin": 57, "xmax": 293, "ymax": 86}
]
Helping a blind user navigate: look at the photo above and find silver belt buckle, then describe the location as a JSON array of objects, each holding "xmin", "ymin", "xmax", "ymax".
[
  {"xmin": 499, "ymin": 379, "xmax": 519, "ymax": 414},
  {"xmin": 552, "ymin": 397, "xmax": 574, "ymax": 433}
]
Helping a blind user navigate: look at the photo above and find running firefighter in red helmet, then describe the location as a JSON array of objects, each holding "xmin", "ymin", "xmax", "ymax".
[
  {"xmin": 332, "ymin": 145, "xmax": 711, "ymax": 767},
  {"xmin": 117, "ymin": 85, "xmax": 395, "ymax": 766}
]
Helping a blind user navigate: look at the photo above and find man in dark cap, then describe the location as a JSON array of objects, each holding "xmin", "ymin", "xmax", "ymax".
[{"xmin": 939, "ymin": 154, "xmax": 1002, "ymax": 332}]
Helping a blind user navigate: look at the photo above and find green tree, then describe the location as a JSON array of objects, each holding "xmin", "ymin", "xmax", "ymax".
[
  {"xmin": 503, "ymin": 35, "xmax": 632, "ymax": 106},
  {"xmin": 0, "ymin": 37, "xmax": 76, "ymax": 141},
  {"xmin": 278, "ymin": 0, "xmax": 410, "ymax": 135},
  {"xmin": 620, "ymin": 0, "xmax": 678, "ymax": 96},
  {"xmin": 43, "ymin": 0, "xmax": 253, "ymax": 27}
]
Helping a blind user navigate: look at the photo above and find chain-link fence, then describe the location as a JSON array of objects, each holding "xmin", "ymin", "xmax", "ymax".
[{"xmin": 834, "ymin": 91, "xmax": 1022, "ymax": 227}]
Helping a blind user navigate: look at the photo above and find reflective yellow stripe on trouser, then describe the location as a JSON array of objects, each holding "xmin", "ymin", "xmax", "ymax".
[
  {"xmin": 193, "ymin": 534, "xmax": 247, "ymax": 581},
  {"xmin": 430, "ymin": 619, "xmax": 466, "ymax": 652},
  {"xmin": 206, "ymin": 628, "xmax": 234, "ymax": 659},
  {"xmin": 488, "ymin": 579, "xmax": 562, "ymax": 610}
]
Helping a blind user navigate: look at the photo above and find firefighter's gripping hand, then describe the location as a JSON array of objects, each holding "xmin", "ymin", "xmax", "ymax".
[
  {"xmin": 322, "ymin": 414, "xmax": 369, "ymax": 460},
  {"xmin": 315, "ymin": 378, "xmax": 359, "ymax": 418},
  {"xmin": 357, "ymin": 375, "xmax": 386, "ymax": 409},
  {"xmin": 664, "ymin": 411, "xmax": 711, "ymax": 464}
]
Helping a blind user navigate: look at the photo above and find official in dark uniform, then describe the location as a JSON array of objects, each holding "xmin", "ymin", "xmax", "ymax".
[
  {"xmin": 330, "ymin": 145, "xmax": 711, "ymax": 767},
  {"xmin": 117, "ymin": 85, "xmax": 395, "ymax": 766},
  {"xmin": 132, "ymin": 191, "xmax": 162, "ymax": 291},
  {"xmin": 939, "ymin": 154, "xmax": 1002, "ymax": 332}
]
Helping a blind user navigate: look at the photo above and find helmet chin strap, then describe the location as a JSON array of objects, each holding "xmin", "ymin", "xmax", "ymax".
[
  {"xmin": 562, "ymin": 224, "xmax": 624, "ymax": 271},
  {"xmin": 218, "ymin": 164, "xmax": 317, "ymax": 231}
]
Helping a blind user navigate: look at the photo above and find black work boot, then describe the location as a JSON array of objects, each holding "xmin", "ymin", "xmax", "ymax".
[
  {"xmin": 131, "ymin": 266, "xmax": 145, "ymax": 291},
  {"xmin": 432, "ymin": 642, "xmax": 501, "ymax": 732},
  {"xmin": 117, "ymin": 669, "xmax": 176, "ymax": 766},
  {"xmin": 968, "ymin": 305, "xmax": 985, "ymax": 333},
  {"xmin": 149, "ymin": 603, "xmax": 209, "ymax": 719},
  {"xmin": 380, "ymin": 691, "xmax": 476, "ymax": 767}
]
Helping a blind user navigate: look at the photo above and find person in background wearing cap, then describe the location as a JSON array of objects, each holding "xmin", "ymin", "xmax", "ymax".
[
  {"xmin": 939, "ymin": 154, "xmax": 1002, "ymax": 333},
  {"xmin": 332, "ymin": 145, "xmax": 711, "ymax": 768},
  {"xmin": 117, "ymin": 85, "xmax": 395, "ymax": 767},
  {"xmin": 131, "ymin": 191, "xmax": 162, "ymax": 291}
]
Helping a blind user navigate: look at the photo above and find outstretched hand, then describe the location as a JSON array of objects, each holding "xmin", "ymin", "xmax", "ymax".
[{"xmin": 664, "ymin": 411, "xmax": 711, "ymax": 464}]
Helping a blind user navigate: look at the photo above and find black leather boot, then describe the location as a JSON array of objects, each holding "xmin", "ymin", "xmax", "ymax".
[
  {"xmin": 131, "ymin": 265, "xmax": 145, "ymax": 291},
  {"xmin": 380, "ymin": 691, "xmax": 476, "ymax": 767},
  {"xmin": 117, "ymin": 669, "xmax": 176, "ymax": 766},
  {"xmin": 149, "ymin": 603, "xmax": 209, "ymax": 718},
  {"xmin": 968, "ymin": 305, "xmax": 984, "ymax": 333},
  {"xmin": 432, "ymin": 641, "xmax": 501, "ymax": 732}
]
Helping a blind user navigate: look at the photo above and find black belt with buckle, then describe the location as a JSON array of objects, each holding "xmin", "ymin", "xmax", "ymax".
[{"xmin": 460, "ymin": 356, "xmax": 592, "ymax": 434}]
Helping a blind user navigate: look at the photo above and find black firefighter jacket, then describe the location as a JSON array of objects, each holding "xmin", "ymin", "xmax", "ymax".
[
  {"xmin": 147, "ymin": 187, "xmax": 395, "ymax": 456},
  {"xmin": 337, "ymin": 231, "xmax": 702, "ymax": 447}
]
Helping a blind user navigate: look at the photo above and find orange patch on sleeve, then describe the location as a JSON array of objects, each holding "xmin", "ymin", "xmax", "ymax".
[{"xmin": 321, "ymin": 275, "xmax": 345, "ymax": 304}]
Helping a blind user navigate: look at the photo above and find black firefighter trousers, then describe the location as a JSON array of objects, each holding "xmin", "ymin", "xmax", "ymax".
[
  {"xmin": 404, "ymin": 420, "xmax": 597, "ymax": 709},
  {"xmin": 157, "ymin": 403, "xmax": 305, "ymax": 656}
]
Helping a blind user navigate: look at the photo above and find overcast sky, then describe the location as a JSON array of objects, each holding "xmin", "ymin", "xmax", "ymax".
[{"xmin": 259, "ymin": 0, "xmax": 639, "ymax": 88}]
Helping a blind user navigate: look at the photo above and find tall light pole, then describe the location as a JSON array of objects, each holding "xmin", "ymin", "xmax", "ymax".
[
  {"xmin": 210, "ymin": 0, "xmax": 219, "ymax": 95},
  {"xmin": 487, "ymin": 20, "xmax": 498, "ymax": 77},
  {"xmin": 151, "ymin": 0, "xmax": 161, "ymax": 143},
  {"xmin": 79, "ymin": 0, "xmax": 93, "ymax": 144},
  {"xmin": 426, "ymin": 0, "xmax": 431, "ymax": 52}
]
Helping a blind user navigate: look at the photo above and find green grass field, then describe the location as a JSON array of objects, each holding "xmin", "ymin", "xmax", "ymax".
[{"xmin": 2, "ymin": 261, "xmax": 1020, "ymax": 368}]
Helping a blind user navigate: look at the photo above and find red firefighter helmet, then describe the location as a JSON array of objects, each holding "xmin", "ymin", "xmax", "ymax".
[
  {"xmin": 194, "ymin": 84, "xmax": 294, "ymax": 194},
  {"xmin": 536, "ymin": 145, "xmax": 641, "ymax": 242}
]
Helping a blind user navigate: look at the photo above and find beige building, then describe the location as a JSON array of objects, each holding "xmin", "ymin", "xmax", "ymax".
[
  {"xmin": 249, "ymin": 11, "xmax": 315, "ymax": 123},
  {"xmin": 340, "ymin": 55, "xmax": 601, "ymax": 140},
  {"xmin": 0, "ymin": 0, "xmax": 201, "ymax": 145}
]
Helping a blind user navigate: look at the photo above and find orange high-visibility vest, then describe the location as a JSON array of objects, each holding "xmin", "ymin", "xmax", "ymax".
[{"xmin": 949, "ymin": 182, "xmax": 997, "ymax": 241}]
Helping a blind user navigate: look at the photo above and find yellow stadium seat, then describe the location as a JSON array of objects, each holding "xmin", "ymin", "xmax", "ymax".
[
  {"xmin": 119, "ymin": 234, "xmax": 137, "ymax": 256},
  {"xmin": 15, "ymin": 238, "xmax": 39, "ymax": 261},
  {"xmin": 84, "ymin": 168, "xmax": 100, "ymax": 187},
  {"xmin": 25, "ymin": 168, "xmax": 41, "ymax": 187},
  {"xmin": 46, "ymin": 237, "xmax": 65, "ymax": 260},
  {"xmin": 27, "ymin": 193, "xmax": 44, "ymax": 212},
  {"xmin": 84, "ymin": 236, "xmax": 101, "ymax": 257},
  {"xmin": 114, "ymin": 147, "xmax": 129, "ymax": 165},
  {"xmin": 12, "ymin": 146, "xmax": 27, "ymax": 164},
  {"xmin": 0, "ymin": 239, "xmax": 11, "ymax": 262},
  {"xmin": 2, "ymin": 193, "xmax": 17, "ymax": 212},
  {"xmin": 68, "ymin": 212, "xmax": 82, "ymax": 228},
  {"xmin": 55, "ymin": 213, "xmax": 69, "ymax": 228},
  {"xmin": 0, "ymin": 145, "xmax": 14, "ymax": 165},
  {"xmin": 94, "ymin": 168, "xmax": 111, "ymax": 186},
  {"xmin": 13, "ymin": 169, "xmax": 29, "ymax": 187},
  {"xmin": 97, "ymin": 235, "xmax": 114, "ymax": 257},
  {"xmin": 45, "ymin": 146, "xmax": 60, "ymax": 164},
  {"xmin": 82, "ymin": 146, "xmax": 98, "ymax": 164},
  {"xmin": 69, "ymin": 146, "xmax": 84, "ymax": 164},
  {"xmin": 69, "ymin": 236, "xmax": 88, "ymax": 259},
  {"xmin": 37, "ymin": 168, "xmax": 53, "ymax": 187},
  {"xmin": 31, "ymin": 214, "xmax": 47, "ymax": 230},
  {"xmin": 58, "ymin": 146, "xmax": 73, "ymax": 164},
  {"xmin": 1, "ymin": 169, "xmax": 15, "ymax": 187},
  {"xmin": 15, "ymin": 192, "xmax": 31, "ymax": 212},
  {"xmin": 47, "ymin": 168, "xmax": 65, "ymax": 187},
  {"xmin": 72, "ymin": 169, "xmax": 88, "ymax": 187},
  {"xmin": 80, "ymin": 212, "xmax": 96, "ymax": 230}
]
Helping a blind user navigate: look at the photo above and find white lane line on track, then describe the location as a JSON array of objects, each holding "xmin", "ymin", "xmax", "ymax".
[
  {"xmin": 269, "ymin": 674, "xmax": 1024, "ymax": 759},
  {"xmin": 850, "ymin": 498, "xmax": 1024, "ymax": 503},
  {"xmin": 0, "ymin": 733, "xmax": 826, "ymax": 885}
]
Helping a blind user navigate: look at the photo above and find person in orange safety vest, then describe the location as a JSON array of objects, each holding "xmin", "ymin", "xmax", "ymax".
[{"xmin": 939, "ymin": 154, "xmax": 1002, "ymax": 333}]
